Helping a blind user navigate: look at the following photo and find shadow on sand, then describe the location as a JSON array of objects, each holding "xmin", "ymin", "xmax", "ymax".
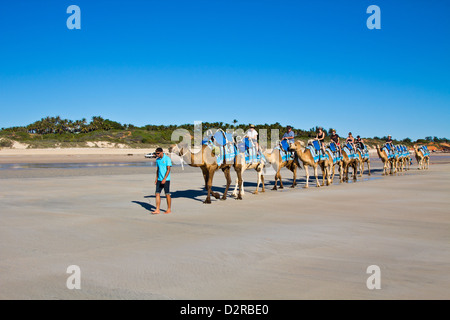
[{"xmin": 131, "ymin": 201, "xmax": 156, "ymax": 213}]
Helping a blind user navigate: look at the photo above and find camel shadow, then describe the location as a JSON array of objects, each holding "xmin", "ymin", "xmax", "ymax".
[
  {"xmin": 132, "ymin": 200, "xmax": 156, "ymax": 213},
  {"xmin": 144, "ymin": 186, "xmax": 228, "ymax": 203}
]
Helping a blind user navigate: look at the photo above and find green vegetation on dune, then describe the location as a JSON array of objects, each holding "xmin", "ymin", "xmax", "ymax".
[{"xmin": 0, "ymin": 116, "xmax": 448, "ymax": 150}]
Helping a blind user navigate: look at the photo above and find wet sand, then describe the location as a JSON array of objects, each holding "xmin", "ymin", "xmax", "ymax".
[{"xmin": 0, "ymin": 154, "xmax": 449, "ymax": 299}]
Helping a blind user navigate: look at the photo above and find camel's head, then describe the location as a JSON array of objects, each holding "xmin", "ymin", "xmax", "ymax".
[
  {"xmin": 288, "ymin": 140, "xmax": 303, "ymax": 152},
  {"xmin": 170, "ymin": 143, "xmax": 189, "ymax": 156}
]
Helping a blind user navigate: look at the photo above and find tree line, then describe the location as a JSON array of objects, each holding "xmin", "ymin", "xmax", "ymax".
[{"xmin": 1, "ymin": 116, "xmax": 448, "ymax": 144}]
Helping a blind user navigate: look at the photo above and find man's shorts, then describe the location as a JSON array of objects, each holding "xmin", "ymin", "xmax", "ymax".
[{"xmin": 156, "ymin": 180, "xmax": 170, "ymax": 195}]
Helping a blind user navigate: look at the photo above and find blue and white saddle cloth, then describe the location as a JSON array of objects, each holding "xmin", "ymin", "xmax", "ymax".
[
  {"xmin": 202, "ymin": 130, "xmax": 237, "ymax": 166},
  {"xmin": 274, "ymin": 140, "xmax": 294, "ymax": 162},
  {"xmin": 418, "ymin": 146, "xmax": 430, "ymax": 157},
  {"xmin": 357, "ymin": 143, "xmax": 370, "ymax": 160},
  {"xmin": 383, "ymin": 144, "xmax": 395, "ymax": 159},
  {"xmin": 306, "ymin": 140, "xmax": 329, "ymax": 163},
  {"xmin": 237, "ymin": 137, "xmax": 266, "ymax": 165},
  {"xmin": 395, "ymin": 145, "xmax": 408, "ymax": 158},
  {"xmin": 326, "ymin": 142, "xmax": 342, "ymax": 164},
  {"xmin": 343, "ymin": 143, "xmax": 359, "ymax": 160}
]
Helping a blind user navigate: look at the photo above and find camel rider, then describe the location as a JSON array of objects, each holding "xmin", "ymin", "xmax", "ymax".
[
  {"xmin": 315, "ymin": 127, "xmax": 326, "ymax": 155},
  {"xmin": 245, "ymin": 124, "xmax": 259, "ymax": 163},
  {"xmin": 246, "ymin": 124, "xmax": 258, "ymax": 147},
  {"xmin": 386, "ymin": 135, "xmax": 394, "ymax": 155},
  {"xmin": 346, "ymin": 132, "xmax": 355, "ymax": 152},
  {"xmin": 282, "ymin": 125, "xmax": 295, "ymax": 144},
  {"xmin": 356, "ymin": 135, "xmax": 364, "ymax": 149},
  {"xmin": 330, "ymin": 129, "xmax": 341, "ymax": 153}
]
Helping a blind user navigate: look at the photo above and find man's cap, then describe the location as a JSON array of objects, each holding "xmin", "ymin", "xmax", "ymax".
[{"xmin": 249, "ymin": 124, "xmax": 255, "ymax": 128}]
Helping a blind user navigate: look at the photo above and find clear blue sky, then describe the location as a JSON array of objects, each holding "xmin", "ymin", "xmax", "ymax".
[{"xmin": 1, "ymin": 0, "xmax": 449, "ymax": 140}]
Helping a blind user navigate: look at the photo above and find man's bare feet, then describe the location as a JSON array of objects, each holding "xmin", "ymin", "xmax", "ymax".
[
  {"xmin": 152, "ymin": 210, "xmax": 160, "ymax": 214},
  {"xmin": 164, "ymin": 209, "xmax": 171, "ymax": 214}
]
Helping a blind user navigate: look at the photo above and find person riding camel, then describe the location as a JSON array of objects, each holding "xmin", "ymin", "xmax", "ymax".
[
  {"xmin": 315, "ymin": 127, "xmax": 326, "ymax": 155},
  {"xmin": 346, "ymin": 132, "xmax": 355, "ymax": 152},
  {"xmin": 356, "ymin": 135, "xmax": 364, "ymax": 149},
  {"xmin": 386, "ymin": 135, "xmax": 394, "ymax": 155},
  {"xmin": 330, "ymin": 129, "xmax": 341, "ymax": 154},
  {"xmin": 245, "ymin": 124, "xmax": 259, "ymax": 163}
]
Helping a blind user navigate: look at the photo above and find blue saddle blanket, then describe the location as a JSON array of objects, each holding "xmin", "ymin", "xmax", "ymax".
[
  {"xmin": 382, "ymin": 146, "xmax": 395, "ymax": 159},
  {"xmin": 203, "ymin": 131, "xmax": 236, "ymax": 166},
  {"xmin": 419, "ymin": 146, "xmax": 430, "ymax": 157},
  {"xmin": 326, "ymin": 146, "xmax": 342, "ymax": 164},
  {"xmin": 307, "ymin": 145, "xmax": 329, "ymax": 163},
  {"xmin": 275, "ymin": 145, "xmax": 294, "ymax": 162},
  {"xmin": 343, "ymin": 145, "xmax": 359, "ymax": 160},
  {"xmin": 237, "ymin": 138, "xmax": 265, "ymax": 165},
  {"xmin": 357, "ymin": 145, "xmax": 369, "ymax": 160}
]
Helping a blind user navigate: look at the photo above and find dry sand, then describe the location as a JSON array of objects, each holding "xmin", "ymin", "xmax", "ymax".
[{"xmin": 0, "ymin": 152, "xmax": 449, "ymax": 300}]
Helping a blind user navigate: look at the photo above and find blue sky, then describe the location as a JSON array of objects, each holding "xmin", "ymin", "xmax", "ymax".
[{"xmin": 0, "ymin": 0, "xmax": 449, "ymax": 140}]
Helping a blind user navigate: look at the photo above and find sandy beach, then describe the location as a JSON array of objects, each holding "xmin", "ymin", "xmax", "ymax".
[{"xmin": 0, "ymin": 151, "xmax": 449, "ymax": 300}]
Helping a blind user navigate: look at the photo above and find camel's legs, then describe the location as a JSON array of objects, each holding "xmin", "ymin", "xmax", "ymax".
[
  {"xmin": 278, "ymin": 170, "xmax": 284, "ymax": 189},
  {"xmin": 304, "ymin": 165, "xmax": 309, "ymax": 188},
  {"xmin": 367, "ymin": 160, "xmax": 371, "ymax": 176},
  {"xmin": 360, "ymin": 160, "xmax": 364, "ymax": 177},
  {"xmin": 235, "ymin": 165, "xmax": 243, "ymax": 200},
  {"xmin": 314, "ymin": 165, "xmax": 320, "ymax": 187},
  {"xmin": 221, "ymin": 166, "xmax": 232, "ymax": 200},
  {"xmin": 254, "ymin": 166, "xmax": 264, "ymax": 194},
  {"xmin": 260, "ymin": 172, "xmax": 265, "ymax": 192},
  {"xmin": 201, "ymin": 167, "xmax": 208, "ymax": 190},
  {"xmin": 205, "ymin": 168, "xmax": 218, "ymax": 204},
  {"xmin": 291, "ymin": 165, "xmax": 297, "ymax": 188},
  {"xmin": 232, "ymin": 166, "xmax": 245, "ymax": 197},
  {"xmin": 320, "ymin": 164, "xmax": 326, "ymax": 186}
]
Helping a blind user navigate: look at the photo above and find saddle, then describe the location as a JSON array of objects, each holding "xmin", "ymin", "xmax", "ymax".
[
  {"xmin": 343, "ymin": 143, "xmax": 359, "ymax": 160},
  {"xmin": 382, "ymin": 144, "xmax": 395, "ymax": 159},
  {"xmin": 306, "ymin": 140, "xmax": 329, "ymax": 163},
  {"xmin": 203, "ymin": 130, "xmax": 237, "ymax": 166},
  {"xmin": 237, "ymin": 137, "xmax": 265, "ymax": 164},
  {"xmin": 275, "ymin": 140, "xmax": 294, "ymax": 162},
  {"xmin": 326, "ymin": 142, "xmax": 342, "ymax": 164},
  {"xmin": 418, "ymin": 145, "xmax": 430, "ymax": 157},
  {"xmin": 356, "ymin": 143, "xmax": 369, "ymax": 160}
]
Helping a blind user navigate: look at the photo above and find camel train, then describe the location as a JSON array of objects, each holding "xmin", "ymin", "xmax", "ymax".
[{"xmin": 170, "ymin": 129, "xmax": 430, "ymax": 203}]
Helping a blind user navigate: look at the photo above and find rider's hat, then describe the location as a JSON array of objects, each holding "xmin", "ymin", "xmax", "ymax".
[{"xmin": 249, "ymin": 124, "xmax": 255, "ymax": 128}]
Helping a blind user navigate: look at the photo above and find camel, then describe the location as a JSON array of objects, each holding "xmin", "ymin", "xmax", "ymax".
[
  {"xmin": 396, "ymin": 145, "xmax": 410, "ymax": 173},
  {"xmin": 288, "ymin": 140, "xmax": 330, "ymax": 188},
  {"xmin": 376, "ymin": 144, "xmax": 394, "ymax": 175},
  {"xmin": 171, "ymin": 142, "xmax": 243, "ymax": 204},
  {"xmin": 391, "ymin": 146, "xmax": 408, "ymax": 174},
  {"xmin": 263, "ymin": 144, "xmax": 299, "ymax": 190},
  {"xmin": 341, "ymin": 144, "xmax": 360, "ymax": 182},
  {"xmin": 356, "ymin": 145, "xmax": 371, "ymax": 177},
  {"xmin": 414, "ymin": 145, "xmax": 429, "ymax": 170}
]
